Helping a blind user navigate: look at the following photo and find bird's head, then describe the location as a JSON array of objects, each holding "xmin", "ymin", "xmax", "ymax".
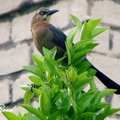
[{"xmin": 31, "ymin": 7, "xmax": 58, "ymax": 27}]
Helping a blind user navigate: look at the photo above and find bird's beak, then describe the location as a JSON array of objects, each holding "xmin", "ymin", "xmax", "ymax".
[{"xmin": 47, "ymin": 10, "xmax": 59, "ymax": 15}]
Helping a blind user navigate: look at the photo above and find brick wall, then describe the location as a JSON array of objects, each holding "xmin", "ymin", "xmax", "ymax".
[{"xmin": 0, "ymin": 0, "xmax": 120, "ymax": 120}]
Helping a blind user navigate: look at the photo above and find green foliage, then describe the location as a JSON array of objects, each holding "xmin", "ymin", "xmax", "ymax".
[{"xmin": 2, "ymin": 15, "xmax": 120, "ymax": 120}]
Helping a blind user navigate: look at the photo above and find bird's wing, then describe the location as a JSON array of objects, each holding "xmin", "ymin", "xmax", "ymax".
[{"xmin": 49, "ymin": 24, "xmax": 66, "ymax": 50}]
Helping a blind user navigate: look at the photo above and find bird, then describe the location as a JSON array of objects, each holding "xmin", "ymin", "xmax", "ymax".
[{"xmin": 31, "ymin": 7, "xmax": 120, "ymax": 94}]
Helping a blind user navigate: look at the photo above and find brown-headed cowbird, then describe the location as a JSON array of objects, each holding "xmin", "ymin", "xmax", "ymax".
[{"xmin": 31, "ymin": 7, "xmax": 120, "ymax": 94}]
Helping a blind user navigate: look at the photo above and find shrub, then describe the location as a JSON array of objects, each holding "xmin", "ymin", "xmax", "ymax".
[{"xmin": 2, "ymin": 15, "xmax": 120, "ymax": 120}]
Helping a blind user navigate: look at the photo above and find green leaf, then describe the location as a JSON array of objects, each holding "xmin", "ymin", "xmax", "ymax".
[
  {"xmin": 73, "ymin": 74, "xmax": 93, "ymax": 90},
  {"xmin": 29, "ymin": 76, "xmax": 42, "ymax": 85},
  {"xmin": 50, "ymin": 86, "xmax": 59, "ymax": 98},
  {"xmin": 80, "ymin": 22, "xmax": 92, "ymax": 40},
  {"xmin": 78, "ymin": 112, "xmax": 96, "ymax": 119},
  {"xmin": 17, "ymin": 112, "xmax": 22, "ymax": 119},
  {"xmin": 44, "ymin": 57, "xmax": 56, "ymax": 76},
  {"xmin": 73, "ymin": 39, "xmax": 95, "ymax": 52},
  {"xmin": 54, "ymin": 77, "xmax": 63, "ymax": 89},
  {"xmin": 101, "ymin": 89, "xmax": 116, "ymax": 98},
  {"xmin": 51, "ymin": 91, "xmax": 62, "ymax": 103},
  {"xmin": 77, "ymin": 71, "xmax": 88, "ymax": 79},
  {"xmin": 66, "ymin": 14, "xmax": 82, "ymax": 51},
  {"xmin": 103, "ymin": 105, "xmax": 111, "ymax": 117},
  {"xmin": 69, "ymin": 97, "xmax": 78, "ymax": 117},
  {"xmin": 24, "ymin": 66, "xmax": 44, "ymax": 78},
  {"xmin": 96, "ymin": 102, "xmax": 109, "ymax": 111},
  {"xmin": 96, "ymin": 105, "xmax": 120, "ymax": 119},
  {"xmin": 65, "ymin": 41, "xmax": 72, "ymax": 64},
  {"xmin": 83, "ymin": 42, "xmax": 99, "ymax": 50},
  {"xmin": 61, "ymin": 90, "xmax": 68, "ymax": 100},
  {"xmin": 91, "ymin": 91, "xmax": 101, "ymax": 105},
  {"xmin": 108, "ymin": 108, "xmax": 120, "ymax": 115},
  {"xmin": 48, "ymin": 110, "xmax": 60, "ymax": 120},
  {"xmin": 72, "ymin": 49, "xmax": 92, "ymax": 63},
  {"xmin": 78, "ymin": 90, "xmax": 94, "ymax": 103},
  {"xmin": 32, "ymin": 53, "xmax": 44, "ymax": 68},
  {"xmin": 66, "ymin": 27, "xmax": 77, "ymax": 48},
  {"xmin": 78, "ymin": 93, "xmax": 94, "ymax": 112},
  {"xmin": 41, "ymin": 83, "xmax": 51, "ymax": 95},
  {"xmin": 58, "ymin": 96, "xmax": 71, "ymax": 114},
  {"xmin": 87, "ymin": 18, "xmax": 101, "ymax": 30},
  {"xmin": 96, "ymin": 113, "xmax": 106, "ymax": 120},
  {"xmin": 56, "ymin": 56, "xmax": 66, "ymax": 64},
  {"xmin": 40, "ymin": 92, "xmax": 50, "ymax": 116},
  {"xmin": 92, "ymin": 27, "xmax": 108, "ymax": 38},
  {"xmin": 72, "ymin": 56, "xmax": 85, "ymax": 67},
  {"xmin": 26, "ymin": 115, "xmax": 40, "ymax": 120},
  {"xmin": 43, "ymin": 47, "xmax": 57, "ymax": 59},
  {"xmin": 62, "ymin": 96, "xmax": 71, "ymax": 108},
  {"xmin": 67, "ymin": 67, "xmax": 78, "ymax": 83},
  {"xmin": 70, "ymin": 14, "xmax": 82, "ymax": 29},
  {"xmin": 77, "ymin": 61, "xmax": 91, "ymax": 72},
  {"xmin": 88, "ymin": 68, "xmax": 97, "ymax": 77},
  {"xmin": 21, "ymin": 105, "xmax": 46, "ymax": 120},
  {"xmin": 33, "ymin": 88, "xmax": 42, "ymax": 96},
  {"xmin": 2, "ymin": 111, "xmax": 20, "ymax": 120},
  {"xmin": 56, "ymin": 67, "xmax": 67, "ymax": 85},
  {"xmin": 24, "ymin": 90, "xmax": 34, "ymax": 104},
  {"xmin": 20, "ymin": 85, "xmax": 31, "ymax": 91}
]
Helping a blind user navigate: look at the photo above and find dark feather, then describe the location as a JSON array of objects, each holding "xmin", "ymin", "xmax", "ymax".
[{"xmin": 49, "ymin": 24, "xmax": 66, "ymax": 50}]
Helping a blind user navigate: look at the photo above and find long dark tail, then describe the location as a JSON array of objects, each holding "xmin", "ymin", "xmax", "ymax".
[{"xmin": 90, "ymin": 64, "xmax": 120, "ymax": 94}]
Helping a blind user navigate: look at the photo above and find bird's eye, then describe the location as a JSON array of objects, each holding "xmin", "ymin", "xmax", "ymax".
[{"xmin": 39, "ymin": 11, "xmax": 46, "ymax": 15}]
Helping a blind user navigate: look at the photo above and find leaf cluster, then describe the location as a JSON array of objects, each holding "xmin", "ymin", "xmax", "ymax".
[{"xmin": 2, "ymin": 15, "xmax": 120, "ymax": 120}]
